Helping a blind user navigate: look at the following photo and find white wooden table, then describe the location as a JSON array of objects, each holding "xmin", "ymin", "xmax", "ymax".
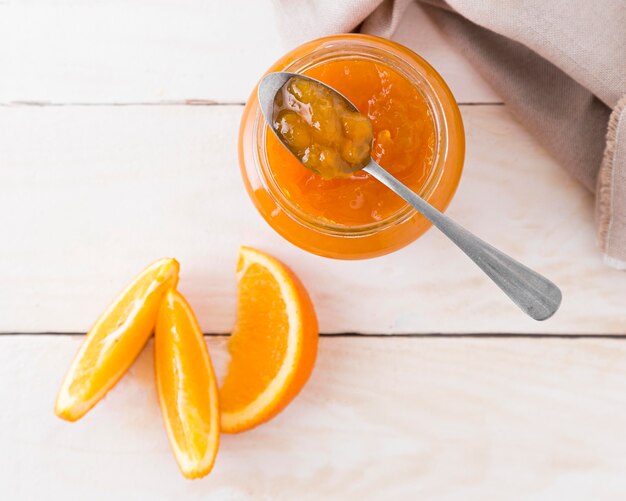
[{"xmin": 2, "ymin": 2, "xmax": 626, "ymax": 499}]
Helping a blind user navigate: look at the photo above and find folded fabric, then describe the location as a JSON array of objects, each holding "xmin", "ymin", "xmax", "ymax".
[{"xmin": 272, "ymin": 0, "xmax": 626, "ymax": 268}]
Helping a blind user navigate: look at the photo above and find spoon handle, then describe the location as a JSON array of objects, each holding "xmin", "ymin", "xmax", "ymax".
[{"xmin": 363, "ymin": 161, "xmax": 561, "ymax": 321}]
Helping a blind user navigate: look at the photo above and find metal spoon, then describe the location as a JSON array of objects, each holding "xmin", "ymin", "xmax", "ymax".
[{"xmin": 258, "ymin": 72, "xmax": 562, "ymax": 321}]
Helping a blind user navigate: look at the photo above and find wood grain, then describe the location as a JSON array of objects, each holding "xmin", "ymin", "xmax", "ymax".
[
  {"xmin": 2, "ymin": 335, "xmax": 626, "ymax": 500},
  {"xmin": 1, "ymin": 104, "xmax": 623, "ymax": 334},
  {"xmin": 0, "ymin": 1, "xmax": 497, "ymax": 105}
]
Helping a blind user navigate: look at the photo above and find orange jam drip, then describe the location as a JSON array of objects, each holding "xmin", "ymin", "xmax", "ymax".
[{"xmin": 265, "ymin": 59, "xmax": 436, "ymax": 226}]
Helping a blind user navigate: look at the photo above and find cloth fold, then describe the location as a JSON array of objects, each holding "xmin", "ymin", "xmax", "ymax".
[{"xmin": 272, "ymin": 0, "xmax": 626, "ymax": 267}]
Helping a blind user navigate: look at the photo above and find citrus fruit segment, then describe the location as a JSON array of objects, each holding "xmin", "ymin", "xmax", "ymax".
[
  {"xmin": 55, "ymin": 258, "xmax": 179, "ymax": 422},
  {"xmin": 155, "ymin": 289, "xmax": 220, "ymax": 479},
  {"xmin": 219, "ymin": 246, "xmax": 318, "ymax": 433}
]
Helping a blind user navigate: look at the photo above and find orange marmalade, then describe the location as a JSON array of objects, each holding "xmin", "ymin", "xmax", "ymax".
[
  {"xmin": 239, "ymin": 35, "xmax": 465, "ymax": 259},
  {"xmin": 272, "ymin": 76, "xmax": 374, "ymax": 178}
]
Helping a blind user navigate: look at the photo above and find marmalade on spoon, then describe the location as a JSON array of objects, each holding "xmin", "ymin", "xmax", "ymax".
[{"xmin": 272, "ymin": 76, "xmax": 373, "ymax": 179}]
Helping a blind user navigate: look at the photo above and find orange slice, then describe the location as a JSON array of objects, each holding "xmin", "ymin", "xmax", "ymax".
[
  {"xmin": 155, "ymin": 289, "xmax": 220, "ymax": 479},
  {"xmin": 55, "ymin": 258, "xmax": 179, "ymax": 421},
  {"xmin": 219, "ymin": 246, "xmax": 318, "ymax": 433}
]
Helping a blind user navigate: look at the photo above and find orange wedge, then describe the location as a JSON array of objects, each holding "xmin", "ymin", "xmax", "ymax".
[
  {"xmin": 155, "ymin": 288, "xmax": 220, "ymax": 479},
  {"xmin": 219, "ymin": 246, "xmax": 318, "ymax": 433},
  {"xmin": 55, "ymin": 258, "xmax": 179, "ymax": 421}
]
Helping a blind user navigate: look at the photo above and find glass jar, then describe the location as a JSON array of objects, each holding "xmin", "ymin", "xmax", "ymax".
[{"xmin": 238, "ymin": 34, "xmax": 464, "ymax": 259}]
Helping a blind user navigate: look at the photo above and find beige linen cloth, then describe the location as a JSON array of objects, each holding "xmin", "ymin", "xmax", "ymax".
[{"xmin": 272, "ymin": 0, "xmax": 626, "ymax": 268}]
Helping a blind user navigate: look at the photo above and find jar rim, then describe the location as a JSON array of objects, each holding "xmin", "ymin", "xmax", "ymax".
[{"xmin": 252, "ymin": 35, "xmax": 451, "ymax": 237}]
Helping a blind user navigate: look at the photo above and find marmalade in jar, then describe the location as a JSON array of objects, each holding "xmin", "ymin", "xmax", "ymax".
[
  {"xmin": 238, "ymin": 34, "xmax": 465, "ymax": 259},
  {"xmin": 267, "ymin": 60, "xmax": 436, "ymax": 227}
]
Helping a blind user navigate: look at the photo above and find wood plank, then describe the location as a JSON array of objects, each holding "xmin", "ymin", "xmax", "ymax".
[
  {"xmin": 0, "ymin": 1, "xmax": 497, "ymax": 104},
  {"xmin": 1, "ymin": 104, "xmax": 624, "ymax": 334},
  {"xmin": 2, "ymin": 335, "xmax": 626, "ymax": 499}
]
